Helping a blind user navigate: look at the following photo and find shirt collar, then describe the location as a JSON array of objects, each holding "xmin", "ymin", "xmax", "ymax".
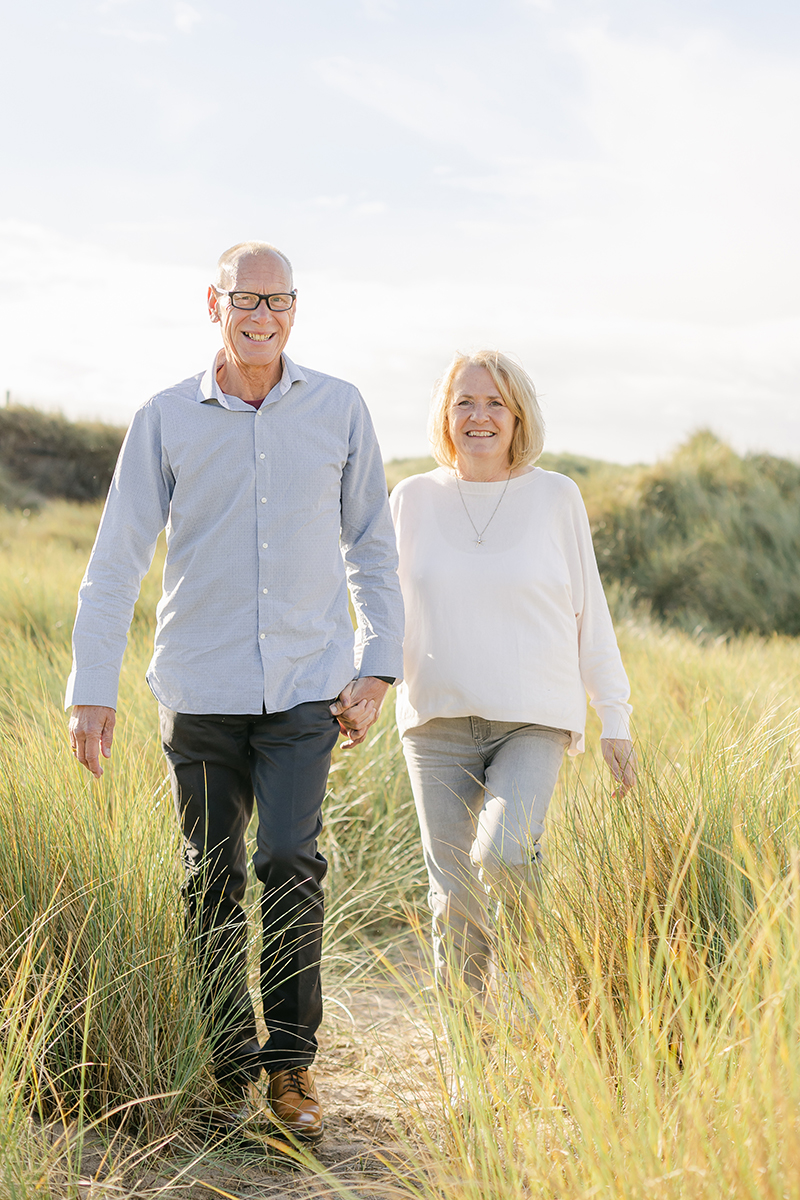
[{"xmin": 197, "ymin": 351, "xmax": 307, "ymax": 409}]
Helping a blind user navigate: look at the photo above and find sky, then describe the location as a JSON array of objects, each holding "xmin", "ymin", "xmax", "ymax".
[{"xmin": 1, "ymin": 0, "xmax": 798, "ymax": 463}]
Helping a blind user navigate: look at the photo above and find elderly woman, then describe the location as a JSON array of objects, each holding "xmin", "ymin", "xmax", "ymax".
[{"xmin": 389, "ymin": 350, "xmax": 636, "ymax": 1002}]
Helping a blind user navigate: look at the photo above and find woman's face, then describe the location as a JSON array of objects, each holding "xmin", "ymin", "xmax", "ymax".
[{"xmin": 448, "ymin": 365, "xmax": 517, "ymax": 476}]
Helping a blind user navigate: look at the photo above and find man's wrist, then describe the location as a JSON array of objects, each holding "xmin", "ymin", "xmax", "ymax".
[{"xmin": 371, "ymin": 676, "xmax": 395, "ymax": 685}]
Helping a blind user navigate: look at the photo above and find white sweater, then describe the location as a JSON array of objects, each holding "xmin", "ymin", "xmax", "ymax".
[{"xmin": 389, "ymin": 467, "xmax": 632, "ymax": 754}]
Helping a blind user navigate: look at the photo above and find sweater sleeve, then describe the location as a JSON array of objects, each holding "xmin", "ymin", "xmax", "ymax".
[{"xmin": 567, "ymin": 482, "xmax": 632, "ymax": 741}]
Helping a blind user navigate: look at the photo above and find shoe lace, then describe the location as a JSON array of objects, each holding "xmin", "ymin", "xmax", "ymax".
[{"xmin": 281, "ymin": 1067, "xmax": 311, "ymax": 1098}]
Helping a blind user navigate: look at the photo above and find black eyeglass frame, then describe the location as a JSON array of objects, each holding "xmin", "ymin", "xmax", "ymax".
[{"xmin": 214, "ymin": 288, "xmax": 297, "ymax": 312}]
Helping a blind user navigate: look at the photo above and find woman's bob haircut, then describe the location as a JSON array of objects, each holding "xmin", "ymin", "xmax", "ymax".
[{"xmin": 428, "ymin": 350, "xmax": 545, "ymax": 472}]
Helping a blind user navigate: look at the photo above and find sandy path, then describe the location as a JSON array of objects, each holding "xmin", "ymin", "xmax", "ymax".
[{"xmin": 128, "ymin": 961, "xmax": 443, "ymax": 1200}]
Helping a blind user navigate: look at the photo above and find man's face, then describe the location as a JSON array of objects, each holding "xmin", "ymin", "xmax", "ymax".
[{"xmin": 207, "ymin": 251, "xmax": 296, "ymax": 375}]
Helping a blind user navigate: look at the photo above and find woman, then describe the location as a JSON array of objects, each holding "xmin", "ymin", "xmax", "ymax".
[{"xmin": 390, "ymin": 350, "xmax": 636, "ymax": 1002}]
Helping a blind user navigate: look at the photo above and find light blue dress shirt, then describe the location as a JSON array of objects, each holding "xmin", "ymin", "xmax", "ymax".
[{"xmin": 65, "ymin": 353, "xmax": 404, "ymax": 714}]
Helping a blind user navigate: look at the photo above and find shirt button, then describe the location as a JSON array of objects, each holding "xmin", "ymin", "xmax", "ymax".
[
  {"xmin": 262, "ymin": 587, "xmax": 269, "ymax": 594},
  {"xmin": 259, "ymin": 633, "xmax": 265, "ymax": 640},
  {"xmin": 260, "ymin": 453, "xmax": 265, "ymax": 459},
  {"xmin": 260, "ymin": 497, "xmax": 267, "ymax": 503},
  {"xmin": 262, "ymin": 542, "xmax": 268, "ymax": 549}
]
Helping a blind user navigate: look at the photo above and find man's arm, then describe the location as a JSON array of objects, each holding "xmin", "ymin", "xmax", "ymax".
[
  {"xmin": 69, "ymin": 705, "xmax": 116, "ymax": 779},
  {"xmin": 66, "ymin": 402, "xmax": 173, "ymax": 773}
]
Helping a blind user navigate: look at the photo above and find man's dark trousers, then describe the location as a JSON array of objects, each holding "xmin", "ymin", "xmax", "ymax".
[{"xmin": 160, "ymin": 700, "xmax": 340, "ymax": 1086}]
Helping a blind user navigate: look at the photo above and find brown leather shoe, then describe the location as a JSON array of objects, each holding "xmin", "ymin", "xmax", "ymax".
[{"xmin": 267, "ymin": 1067, "xmax": 324, "ymax": 1143}]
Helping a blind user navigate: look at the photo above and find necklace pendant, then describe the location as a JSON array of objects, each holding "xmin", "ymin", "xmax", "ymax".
[{"xmin": 476, "ymin": 538, "xmax": 483, "ymax": 546}]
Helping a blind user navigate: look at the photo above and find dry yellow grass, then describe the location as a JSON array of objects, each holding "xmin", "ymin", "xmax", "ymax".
[{"xmin": 0, "ymin": 500, "xmax": 799, "ymax": 1198}]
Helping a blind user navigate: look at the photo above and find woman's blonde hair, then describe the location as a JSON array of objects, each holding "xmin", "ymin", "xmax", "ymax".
[{"xmin": 428, "ymin": 350, "xmax": 545, "ymax": 472}]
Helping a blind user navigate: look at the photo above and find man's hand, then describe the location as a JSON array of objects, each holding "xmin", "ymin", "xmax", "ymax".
[
  {"xmin": 69, "ymin": 705, "xmax": 117, "ymax": 779},
  {"xmin": 601, "ymin": 737, "xmax": 638, "ymax": 796},
  {"xmin": 329, "ymin": 678, "xmax": 390, "ymax": 749}
]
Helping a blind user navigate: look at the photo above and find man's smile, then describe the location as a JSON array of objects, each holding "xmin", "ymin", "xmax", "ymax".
[{"xmin": 243, "ymin": 331, "xmax": 274, "ymax": 342}]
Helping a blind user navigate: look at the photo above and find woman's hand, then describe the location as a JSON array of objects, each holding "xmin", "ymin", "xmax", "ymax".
[{"xmin": 601, "ymin": 737, "xmax": 637, "ymax": 796}]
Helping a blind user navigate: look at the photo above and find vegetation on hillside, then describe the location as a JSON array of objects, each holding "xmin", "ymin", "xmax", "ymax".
[
  {"xmin": 587, "ymin": 431, "xmax": 800, "ymax": 637},
  {"xmin": 0, "ymin": 405, "xmax": 124, "ymax": 507}
]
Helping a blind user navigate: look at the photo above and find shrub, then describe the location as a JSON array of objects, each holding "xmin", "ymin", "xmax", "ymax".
[
  {"xmin": 0, "ymin": 406, "xmax": 124, "ymax": 505},
  {"xmin": 590, "ymin": 432, "xmax": 800, "ymax": 636}
]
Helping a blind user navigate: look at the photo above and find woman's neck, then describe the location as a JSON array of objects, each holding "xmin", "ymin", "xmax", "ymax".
[{"xmin": 453, "ymin": 458, "xmax": 532, "ymax": 482}]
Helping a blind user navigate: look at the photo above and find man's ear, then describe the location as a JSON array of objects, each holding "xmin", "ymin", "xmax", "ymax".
[{"xmin": 207, "ymin": 285, "xmax": 221, "ymax": 323}]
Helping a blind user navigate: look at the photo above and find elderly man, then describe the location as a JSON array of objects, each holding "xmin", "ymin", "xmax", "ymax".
[{"xmin": 66, "ymin": 241, "xmax": 404, "ymax": 1147}]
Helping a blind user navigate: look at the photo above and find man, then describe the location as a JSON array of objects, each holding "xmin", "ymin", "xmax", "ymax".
[{"xmin": 66, "ymin": 241, "xmax": 404, "ymax": 1146}]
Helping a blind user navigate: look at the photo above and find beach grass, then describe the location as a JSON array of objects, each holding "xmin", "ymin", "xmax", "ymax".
[{"xmin": 0, "ymin": 499, "xmax": 799, "ymax": 1197}]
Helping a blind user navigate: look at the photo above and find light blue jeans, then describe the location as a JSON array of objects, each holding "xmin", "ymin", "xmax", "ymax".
[{"xmin": 402, "ymin": 717, "xmax": 569, "ymax": 995}]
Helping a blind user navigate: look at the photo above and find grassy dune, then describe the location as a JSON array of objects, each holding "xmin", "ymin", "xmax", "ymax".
[{"xmin": 1, "ymin": 499, "xmax": 799, "ymax": 1196}]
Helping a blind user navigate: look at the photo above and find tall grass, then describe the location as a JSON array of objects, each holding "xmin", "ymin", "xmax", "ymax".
[
  {"xmin": 406, "ymin": 710, "xmax": 800, "ymax": 1199},
  {"xmin": 1, "ymin": 500, "xmax": 800, "ymax": 1196},
  {"xmin": 0, "ymin": 501, "xmax": 427, "ymax": 1191}
]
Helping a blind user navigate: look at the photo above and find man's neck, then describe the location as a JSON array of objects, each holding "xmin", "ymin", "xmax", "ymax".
[{"xmin": 216, "ymin": 354, "xmax": 283, "ymax": 406}]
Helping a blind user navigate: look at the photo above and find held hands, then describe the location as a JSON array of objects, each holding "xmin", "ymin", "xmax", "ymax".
[
  {"xmin": 601, "ymin": 737, "xmax": 638, "ymax": 796},
  {"xmin": 69, "ymin": 705, "xmax": 116, "ymax": 779},
  {"xmin": 330, "ymin": 677, "xmax": 390, "ymax": 749}
]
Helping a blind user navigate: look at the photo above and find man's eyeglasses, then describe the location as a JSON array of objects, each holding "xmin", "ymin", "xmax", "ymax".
[{"xmin": 215, "ymin": 289, "xmax": 297, "ymax": 312}]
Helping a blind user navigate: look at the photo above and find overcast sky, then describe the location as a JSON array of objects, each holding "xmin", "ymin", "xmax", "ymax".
[{"xmin": 1, "ymin": 0, "xmax": 798, "ymax": 462}]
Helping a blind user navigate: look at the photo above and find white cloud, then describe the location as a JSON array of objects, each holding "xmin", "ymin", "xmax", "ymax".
[
  {"xmin": 0, "ymin": 223, "xmax": 216, "ymax": 424},
  {"xmin": 361, "ymin": 0, "xmax": 398, "ymax": 19},
  {"xmin": 315, "ymin": 56, "xmax": 523, "ymax": 156},
  {"xmin": 100, "ymin": 25, "xmax": 167, "ymax": 42},
  {"xmin": 137, "ymin": 78, "xmax": 219, "ymax": 138},
  {"xmin": 174, "ymin": 1, "xmax": 202, "ymax": 33}
]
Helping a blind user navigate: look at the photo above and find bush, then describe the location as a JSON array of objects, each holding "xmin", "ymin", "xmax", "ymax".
[
  {"xmin": 591, "ymin": 431, "xmax": 800, "ymax": 637},
  {"xmin": 0, "ymin": 406, "xmax": 124, "ymax": 505}
]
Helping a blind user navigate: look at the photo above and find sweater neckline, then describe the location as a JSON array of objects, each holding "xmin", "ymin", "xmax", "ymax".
[{"xmin": 435, "ymin": 466, "xmax": 542, "ymax": 494}]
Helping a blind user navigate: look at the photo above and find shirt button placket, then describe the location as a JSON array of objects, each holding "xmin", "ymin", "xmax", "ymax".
[{"xmin": 255, "ymin": 413, "xmax": 271, "ymax": 665}]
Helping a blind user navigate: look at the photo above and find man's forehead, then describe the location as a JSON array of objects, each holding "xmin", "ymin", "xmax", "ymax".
[{"xmin": 230, "ymin": 251, "xmax": 291, "ymax": 285}]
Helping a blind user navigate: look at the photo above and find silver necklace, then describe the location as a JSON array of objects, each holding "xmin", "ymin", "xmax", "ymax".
[{"xmin": 455, "ymin": 470, "xmax": 513, "ymax": 546}]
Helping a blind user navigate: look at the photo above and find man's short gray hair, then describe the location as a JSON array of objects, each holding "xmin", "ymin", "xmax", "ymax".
[{"xmin": 214, "ymin": 242, "xmax": 294, "ymax": 289}]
